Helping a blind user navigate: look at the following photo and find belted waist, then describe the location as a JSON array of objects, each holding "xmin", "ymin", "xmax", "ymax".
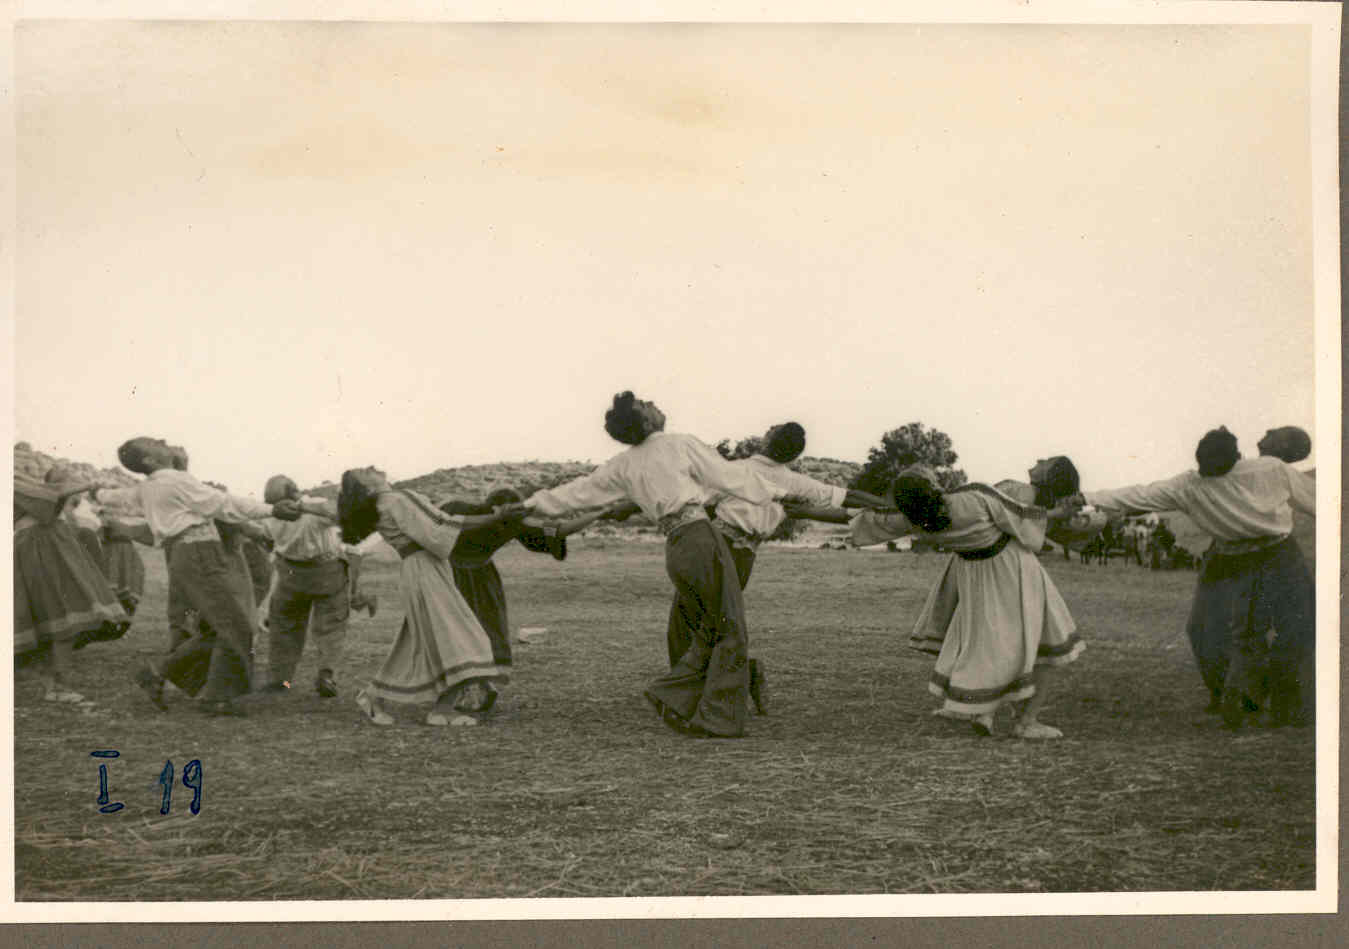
[
  {"xmin": 711, "ymin": 517, "xmax": 761, "ymax": 550},
  {"xmin": 390, "ymin": 539, "xmax": 425, "ymax": 559},
  {"xmin": 957, "ymin": 533, "xmax": 1012, "ymax": 561},
  {"xmin": 658, "ymin": 504, "xmax": 709, "ymax": 537},
  {"xmin": 1211, "ymin": 534, "xmax": 1291, "ymax": 557},
  {"xmin": 164, "ymin": 521, "xmax": 220, "ymax": 549},
  {"xmin": 279, "ymin": 552, "xmax": 341, "ymax": 569}
]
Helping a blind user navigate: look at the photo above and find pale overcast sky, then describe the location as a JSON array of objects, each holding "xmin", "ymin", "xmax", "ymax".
[{"xmin": 13, "ymin": 19, "xmax": 1324, "ymax": 497}]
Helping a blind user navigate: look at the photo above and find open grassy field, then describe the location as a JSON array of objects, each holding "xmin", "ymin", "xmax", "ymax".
[{"xmin": 13, "ymin": 538, "xmax": 1317, "ymax": 900}]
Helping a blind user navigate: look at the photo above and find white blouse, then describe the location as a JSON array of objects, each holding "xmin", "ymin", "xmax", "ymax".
[{"xmin": 526, "ymin": 432, "xmax": 783, "ymax": 522}]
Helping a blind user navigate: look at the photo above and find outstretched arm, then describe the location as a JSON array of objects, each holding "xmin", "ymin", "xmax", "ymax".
[
  {"xmin": 1084, "ymin": 473, "xmax": 1189, "ymax": 515},
  {"xmin": 523, "ymin": 507, "xmax": 611, "ymax": 538},
  {"xmin": 781, "ymin": 502, "xmax": 853, "ymax": 525},
  {"xmin": 843, "ymin": 488, "xmax": 890, "ymax": 509},
  {"xmin": 526, "ymin": 462, "xmax": 629, "ymax": 518}
]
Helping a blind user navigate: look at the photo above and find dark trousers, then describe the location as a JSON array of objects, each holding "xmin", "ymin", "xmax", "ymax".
[
  {"xmin": 668, "ymin": 542, "xmax": 756, "ymax": 665},
  {"xmin": 646, "ymin": 521, "xmax": 750, "ymax": 737},
  {"xmin": 1204, "ymin": 538, "xmax": 1316, "ymax": 723},
  {"xmin": 160, "ymin": 540, "xmax": 256, "ymax": 702}
]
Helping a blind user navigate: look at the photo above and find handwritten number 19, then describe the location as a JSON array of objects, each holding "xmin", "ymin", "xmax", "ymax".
[
  {"xmin": 183, "ymin": 759, "xmax": 203, "ymax": 815},
  {"xmin": 155, "ymin": 758, "xmax": 203, "ymax": 816}
]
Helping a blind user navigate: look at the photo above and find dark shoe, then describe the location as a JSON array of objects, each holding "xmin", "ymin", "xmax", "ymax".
[
  {"xmin": 476, "ymin": 683, "xmax": 499, "ymax": 715},
  {"xmin": 316, "ymin": 671, "xmax": 338, "ymax": 699},
  {"xmin": 134, "ymin": 665, "xmax": 167, "ymax": 712},
  {"xmin": 748, "ymin": 658, "xmax": 767, "ymax": 716},
  {"xmin": 198, "ymin": 699, "xmax": 246, "ymax": 717},
  {"xmin": 257, "ymin": 681, "xmax": 291, "ymax": 695}
]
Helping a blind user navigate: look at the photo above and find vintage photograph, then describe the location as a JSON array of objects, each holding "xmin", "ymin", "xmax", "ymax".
[{"xmin": 6, "ymin": 2, "xmax": 1339, "ymax": 919}]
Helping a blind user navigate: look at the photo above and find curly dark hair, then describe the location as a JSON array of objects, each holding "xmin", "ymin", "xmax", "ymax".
[
  {"xmin": 603, "ymin": 391, "xmax": 649, "ymax": 446},
  {"xmin": 892, "ymin": 474, "xmax": 952, "ymax": 533},
  {"xmin": 1031, "ymin": 456, "xmax": 1080, "ymax": 508},
  {"xmin": 338, "ymin": 470, "xmax": 381, "ymax": 544},
  {"xmin": 763, "ymin": 422, "xmax": 807, "ymax": 464},
  {"xmin": 1195, "ymin": 427, "xmax": 1240, "ymax": 478},
  {"xmin": 117, "ymin": 437, "xmax": 159, "ymax": 475}
]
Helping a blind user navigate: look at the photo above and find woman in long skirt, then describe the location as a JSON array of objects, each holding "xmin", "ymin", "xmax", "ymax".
[
  {"xmin": 14, "ymin": 474, "xmax": 129, "ymax": 702},
  {"xmin": 524, "ymin": 391, "xmax": 787, "ymax": 738},
  {"xmin": 337, "ymin": 467, "xmax": 525, "ymax": 727},
  {"xmin": 100, "ymin": 514, "xmax": 149, "ymax": 616},
  {"xmin": 1085, "ymin": 427, "xmax": 1316, "ymax": 728},
  {"xmin": 441, "ymin": 489, "xmax": 609, "ymax": 712},
  {"xmin": 789, "ymin": 459, "xmax": 1088, "ymax": 739},
  {"xmin": 46, "ymin": 468, "xmax": 106, "ymax": 572}
]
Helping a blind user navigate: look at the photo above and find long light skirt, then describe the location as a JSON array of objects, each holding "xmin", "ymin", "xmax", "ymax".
[
  {"xmin": 366, "ymin": 551, "xmax": 509, "ymax": 706},
  {"xmin": 14, "ymin": 522, "xmax": 128, "ymax": 655},
  {"xmin": 910, "ymin": 541, "xmax": 1083, "ymax": 716}
]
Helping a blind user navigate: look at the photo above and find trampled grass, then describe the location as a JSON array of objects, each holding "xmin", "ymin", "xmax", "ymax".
[{"xmin": 13, "ymin": 540, "xmax": 1316, "ymax": 900}]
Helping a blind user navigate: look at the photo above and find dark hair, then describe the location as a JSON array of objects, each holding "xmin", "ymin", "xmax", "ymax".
[
  {"xmin": 1031, "ymin": 456, "xmax": 1080, "ymax": 507},
  {"xmin": 764, "ymin": 422, "xmax": 807, "ymax": 463},
  {"xmin": 1195, "ymin": 427, "xmax": 1240, "ymax": 477},
  {"xmin": 485, "ymin": 487, "xmax": 524, "ymax": 508},
  {"xmin": 337, "ymin": 470, "xmax": 380, "ymax": 544},
  {"xmin": 117, "ymin": 437, "xmax": 158, "ymax": 475},
  {"xmin": 892, "ymin": 474, "xmax": 952, "ymax": 533},
  {"xmin": 1259, "ymin": 426, "xmax": 1311, "ymax": 464},
  {"xmin": 604, "ymin": 391, "xmax": 649, "ymax": 446}
]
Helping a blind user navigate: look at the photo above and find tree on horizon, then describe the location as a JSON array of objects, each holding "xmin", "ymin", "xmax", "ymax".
[{"xmin": 850, "ymin": 422, "xmax": 967, "ymax": 496}]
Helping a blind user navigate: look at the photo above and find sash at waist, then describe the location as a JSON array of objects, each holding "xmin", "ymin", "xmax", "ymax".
[
  {"xmin": 957, "ymin": 533, "xmax": 1012, "ymax": 561},
  {"xmin": 390, "ymin": 539, "xmax": 425, "ymax": 559},
  {"xmin": 657, "ymin": 504, "xmax": 709, "ymax": 537},
  {"xmin": 1211, "ymin": 533, "xmax": 1290, "ymax": 557},
  {"xmin": 279, "ymin": 552, "xmax": 340, "ymax": 568},
  {"xmin": 164, "ymin": 521, "xmax": 220, "ymax": 549},
  {"xmin": 710, "ymin": 517, "xmax": 761, "ymax": 550}
]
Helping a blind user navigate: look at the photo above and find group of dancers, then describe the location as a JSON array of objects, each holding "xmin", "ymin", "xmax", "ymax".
[{"xmin": 13, "ymin": 391, "xmax": 1316, "ymax": 738}]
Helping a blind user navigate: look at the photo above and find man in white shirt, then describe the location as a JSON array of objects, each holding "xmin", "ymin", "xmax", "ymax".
[
  {"xmin": 94, "ymin": 437, "xmax": 302, "ymax": 716},
  {"xmin": 256, "ymin": 475, "xmax": 363, "ymax": 699},
  {"xmin": 1083, "ymin": 426, "xmax": 1316, "ymax": 728}
]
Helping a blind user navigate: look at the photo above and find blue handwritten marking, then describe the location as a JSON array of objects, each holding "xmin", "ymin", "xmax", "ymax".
[
  {"xmin": 183, "ymin": 759, "xmax": 203, "ymax": 815},
  {"xmin": 158, "ymin": 759, "xmax": 175, "ymax": 816},
  {"xmin": 91, "ymin": 750, "xmax": 124, "ymax": 814}
]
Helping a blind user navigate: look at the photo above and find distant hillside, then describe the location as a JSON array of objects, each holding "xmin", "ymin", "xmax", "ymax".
[{"xmin": 304, "ymin": 456, "xmax": 864, "ymax": 510}]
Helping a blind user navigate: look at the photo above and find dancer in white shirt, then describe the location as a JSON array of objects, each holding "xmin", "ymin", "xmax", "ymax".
[
  {"xmin": 95, "ymin": 438, "xmax": 302, "ymax": 716},
  {"xmin": 525, "ymin": 391, "xmax": 790, "ymax": 738},
  {"xmin": 1084, "ymin": 426, "xmax": 1316, "ymax": 728}
]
